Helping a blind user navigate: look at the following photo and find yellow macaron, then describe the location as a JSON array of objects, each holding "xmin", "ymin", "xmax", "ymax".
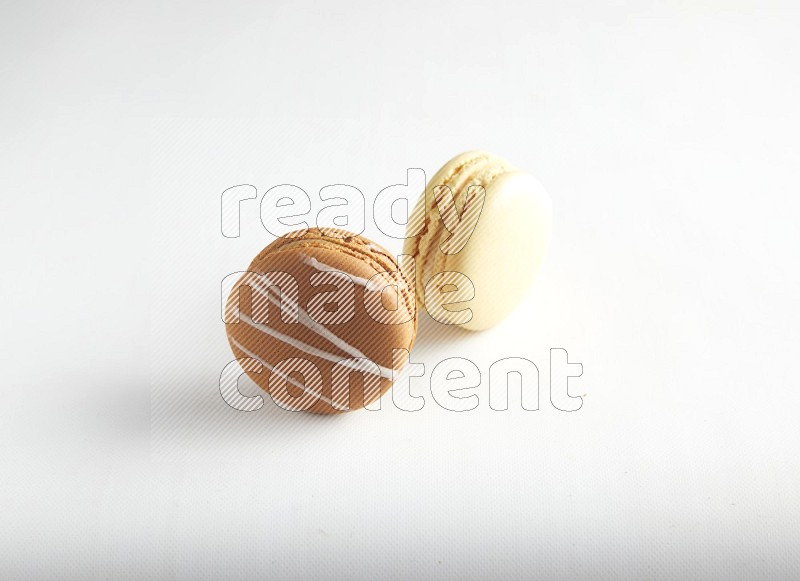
[{"xmin": 404, "ymin": 151, "xmax": 552, "ymax": 331}]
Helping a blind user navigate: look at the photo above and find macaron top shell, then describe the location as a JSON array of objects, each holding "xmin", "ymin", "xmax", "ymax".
[{"xmin": 404, "ymin": 151, "xmax": 552, "ymax": 331}]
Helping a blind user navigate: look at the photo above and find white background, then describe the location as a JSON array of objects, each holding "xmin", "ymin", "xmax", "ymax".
[{"xmin": 2, "ymin": 1, "xmax": 799, "ymax": 579}]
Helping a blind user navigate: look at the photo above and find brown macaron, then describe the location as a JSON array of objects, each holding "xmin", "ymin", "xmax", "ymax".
[{"xmin": 225, "ymin": 228, "xmax": 417, "ymax": 414}]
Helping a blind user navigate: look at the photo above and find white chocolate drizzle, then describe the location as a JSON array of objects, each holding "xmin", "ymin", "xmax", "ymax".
[
  {"xmin": 228, "ymin": 335, "xmax": 334, "ymax": 410},
  {"xmin": 303, "ymin": 255, "xmax": 371, "ymax": 287},
  {"xmin": 239, "ymin": 272, "xmax": 399, "ymax": 379}
]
